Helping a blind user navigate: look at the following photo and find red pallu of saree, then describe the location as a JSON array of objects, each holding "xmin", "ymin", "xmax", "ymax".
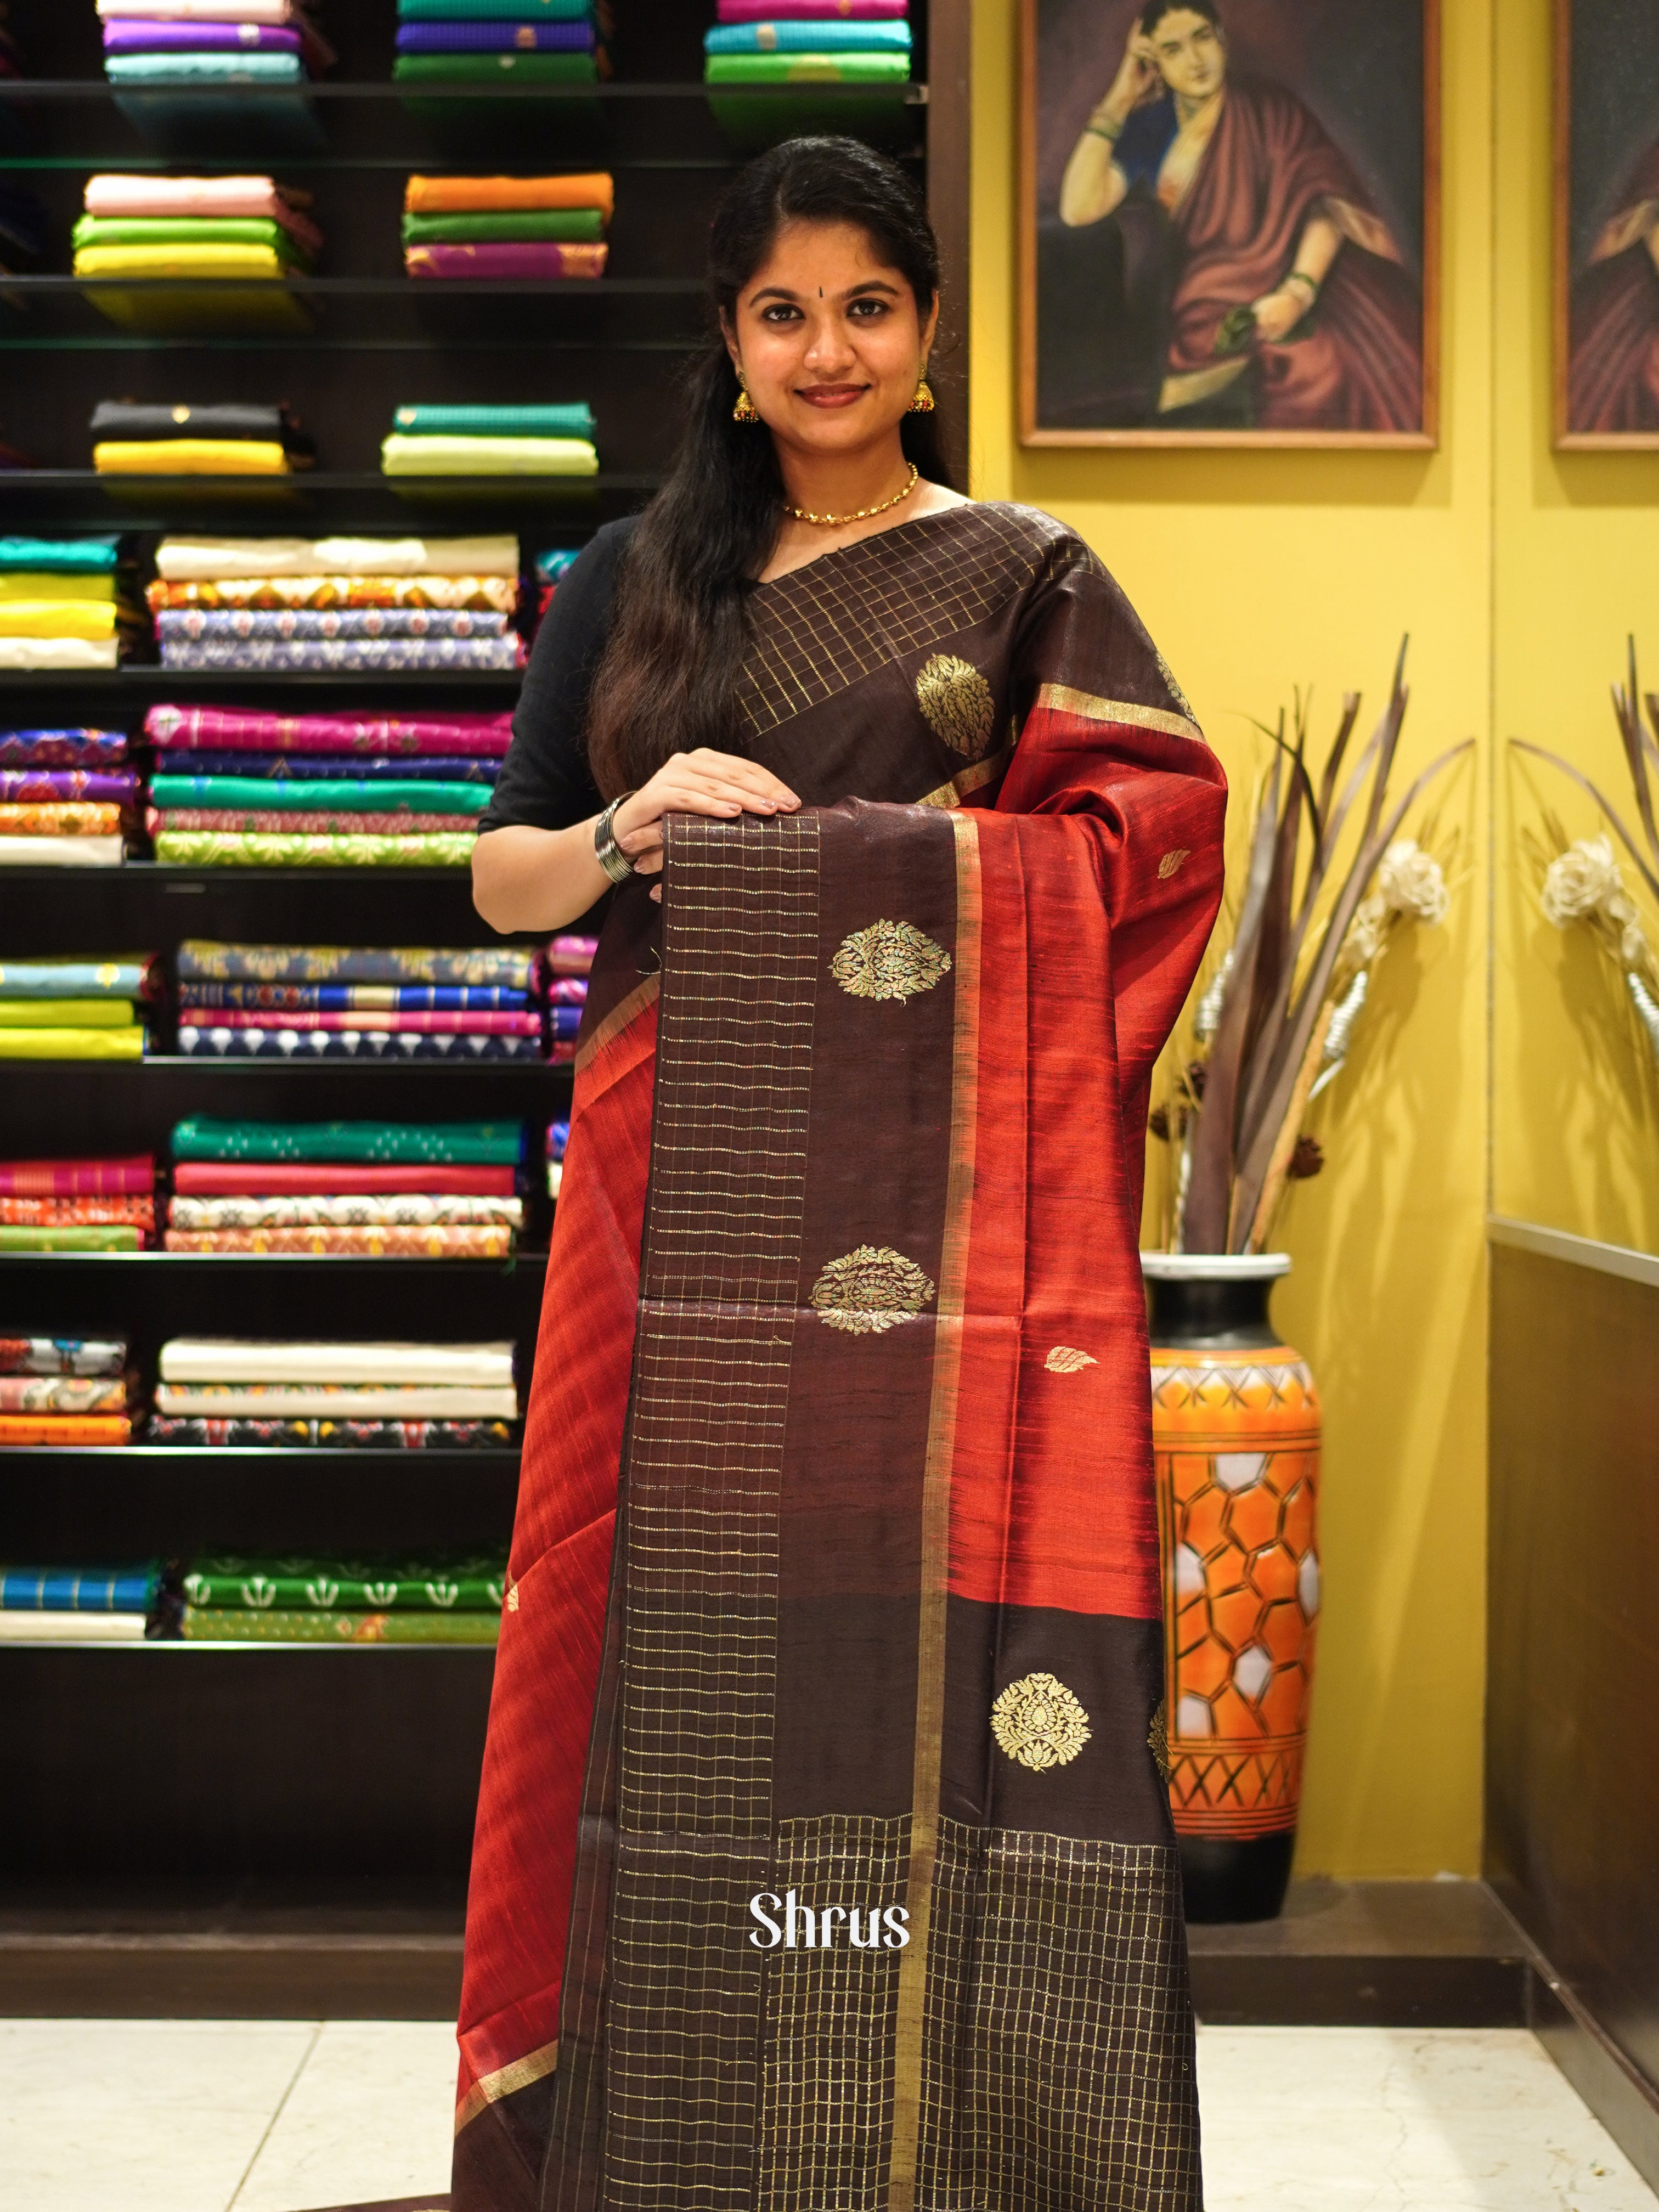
[{"xmin": 455, "ymin": 504, "xmax": 1226, "ymax": 2210}]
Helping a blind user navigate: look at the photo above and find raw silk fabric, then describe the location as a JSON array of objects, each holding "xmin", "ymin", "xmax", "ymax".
[
  {"xmin": 171, "ymin": 1163, "xmax": 518, "ymax": 1195},
  {"xmin": 405, "ymin": 174, "xmax": 614, "ymax": 219},
  {"xmin": 0, "ymin": 1157, "xmax": 152, "ymax": 1195},
  {"xmin": 148, "ymin": 703, "xmax": 512, "ymax": 755},
  {"xmin": 179, "ymin": 1025, "xmax": 543, "ymax": 1063},
  {"xmin": 452, "ymin": 501, "xmax": 1226, "ymax": 2211},
  {"xmin": 156, "ymin": 608, "xmax": 508, "ymax": 641},
  {"xmin": 381, "ymin": 435, "xmax": 599, "ymax": 475},
  {"xmin": 404, "ymin": 245, "xmax": 608, "ymax": 282},
  {"xmin": 158, "ymin": 1338, "xmax": 515, "ymax": 1385},
  {"xmin": 155, "ymin": 534, "xmax": 518, "ymax": 579},
  {"xmin": 157, "ymin": 637, "xmax": 522, "ymax": 673},
  {"xmin": 167, "ymin": 1195, "xmax": 521, "ymax": 1232},
  {"xmin": 0, "ymin": 576, "xmax": 119, "ymax": 604},
  {"xmin": 154, "ymin": 831, "xmax": 475, "ymax": 867},
  {"xmin": 0, "ymin": 1028, "xmax": 145, "ymax": 1060},
  {"xmin": 181, "ymin": 1555, "xmax": 505, "ymax": 1610},
  {"xmin": 170, "ymin": 1119, "xmax": 522, "ymax": 1166},
  {"xmin": 0, "ymin": 731, "xmax": 128, "ymax": 766},
  {"xmin": 96, "ymin": 441, "xmax": 294, "ymax": 476},
  {"xmin": 162, "ymin": 1224, "xmax": 513, "ymax": 1256},
  {"xmin": 177, "ymin": 940, "xmax": 532, "ymax": 987},
  {"xmin": 0, "ymin": 1338, "xmax": 127, "ymax": 1377},
  {"xmin": 148, "ymin": 573, "xmax": 517, "ymax": 613}
]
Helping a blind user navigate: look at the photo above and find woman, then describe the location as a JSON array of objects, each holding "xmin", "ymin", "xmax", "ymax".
[
  {"xmin": 459, "ymin": 135, "xmax": 1226, "ymax": 2211},
  {"xmin": 1568, "ymin": 134, "xmax": 1659, "ymax": 433},
  {"xmin": 1058, "ymin": 0, "xmax": 1421, "ymax": 431}
]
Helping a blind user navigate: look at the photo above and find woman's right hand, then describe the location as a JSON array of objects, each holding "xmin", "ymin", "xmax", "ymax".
[
  {"xmin": 612, "ymin": 748, "xmax": 800, "ymax": 882},
  {"xmin": 1100, "ymin": 25, "xmax": 1158, "ymax": 124}
]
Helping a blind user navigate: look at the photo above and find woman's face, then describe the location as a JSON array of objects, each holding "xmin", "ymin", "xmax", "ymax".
[
  {"xmin": 1145, "ymin": 9, "xmax": 1227, "ymax": 101},
  {"xmin": 724, "ymin": 218, "xmax": 936, "ymax": 458}
]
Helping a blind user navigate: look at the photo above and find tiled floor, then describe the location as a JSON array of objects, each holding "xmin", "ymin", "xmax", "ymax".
[{"xmin": 0, "ymin": 2020, "xmax": 1653, "ymax": 2211}]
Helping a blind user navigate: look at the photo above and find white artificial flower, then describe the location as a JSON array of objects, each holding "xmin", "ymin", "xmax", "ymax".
[
  {"xmin": 1628, "ymin": 971, "xmax": 1659, "ymax": 1067},
  {"xmin": 1378, "ymin": 838, "xmax": 1451, "ymax": 925},
  {"xmin": 1541, "ymin": 834, "xmax": 1622, "ymax": 927},
  {"xmin": 1341, "ymin": 891, "xmax": 1387, "ymax": 970}
]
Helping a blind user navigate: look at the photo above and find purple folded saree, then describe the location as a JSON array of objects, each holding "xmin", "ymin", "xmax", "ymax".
[
  {"xmin": 103, "ymin": 20, "xmax": 304, "ymax": 53},
  {"xmin": 406, "ymin": 243, "xmax": 608, "ymax": 281},
  {"xmin": 146, "ymin": 704, "xmax": 512, "ymax": 755},
  {"xmin": 156, "ymin": 609, "xmax": 509, "ymax": 644},
  {"xmin": 0, "ymin": 770, "xmax": 139, "ymax": 804},
  {"xmin": 394, "ymin": 22, "xmax": 594, "ymax": 50}
]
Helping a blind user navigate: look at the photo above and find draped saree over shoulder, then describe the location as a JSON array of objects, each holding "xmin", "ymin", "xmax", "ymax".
[{"xmin": 454, "ymin": 501, "xmax": 1227, "ymax": 2211}]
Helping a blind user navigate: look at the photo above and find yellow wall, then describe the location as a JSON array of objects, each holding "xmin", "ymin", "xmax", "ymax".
[
  {"xmin": 1492, "ymin": 0, "xmax": 1659, "ymax": 1251},
  {"xmin": 967, "ymin": 0, "xmax": 1494, "ymax": 1874}
]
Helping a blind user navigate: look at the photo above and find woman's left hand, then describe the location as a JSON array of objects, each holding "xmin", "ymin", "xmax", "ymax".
[{"xmin": 1250, "ymin": 284, "xmax": 1309, "ymax": 343}]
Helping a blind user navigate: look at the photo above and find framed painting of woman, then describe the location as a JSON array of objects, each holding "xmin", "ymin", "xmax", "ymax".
[
  {"xmin": 1556, "ymin": 0, "xmax": 1659, "ymax": 446},
  {"xmin": 1020, "ymin": 0, "xmax": 1441, "ymax": 447}
]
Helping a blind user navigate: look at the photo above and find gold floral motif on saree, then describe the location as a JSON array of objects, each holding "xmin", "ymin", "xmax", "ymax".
[
  {"xmin": 1045, "ymin": 1344, "xmax": 1098, "ymax": 1374},
  {"xmin": 1149, "ymin": 1696, "xmax": 1172, "ymax": 1784},
  {"xmin": 828, "ymin": 918, "xmax": 951, "ymax": 1004},
  {"xmin": 990, "ymin": 1672, "xmax": 1093, "ymax": 1771},
  {"xmin": 809, "ymin": 1244, "xmax": 936, "ymax": 1336},
  {"xmin": 915, "ymin": 653, "xmax": 996, "ymax": 759}
]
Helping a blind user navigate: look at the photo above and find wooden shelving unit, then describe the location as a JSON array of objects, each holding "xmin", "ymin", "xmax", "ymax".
[{"xmin": 0, "ymin": 0, "xmax": 969, "ymax": 2002}]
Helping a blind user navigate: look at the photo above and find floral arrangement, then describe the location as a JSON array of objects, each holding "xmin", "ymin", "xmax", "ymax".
[
  {"xmin": 1514, "ymin": 643, "xmax": 1659, "ymax": 1067},
  {"xmin": 1149, "ymin": 644, "xmax": 1466, "ymax": 1255}
]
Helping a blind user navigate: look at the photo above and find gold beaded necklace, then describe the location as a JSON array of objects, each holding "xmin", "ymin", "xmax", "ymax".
[{"xmin": 783, "ymin": 462, "xmax": 919, "ymax": 529}]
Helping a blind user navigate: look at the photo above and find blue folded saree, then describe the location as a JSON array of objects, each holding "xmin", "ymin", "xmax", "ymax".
[
  {"xmin": 1, "ymin": 1565, "xmax": 159, "ymax": 1612},
  {"xmin": 703, "ymin": 19, "xmax": 911, "ymax": 49}
]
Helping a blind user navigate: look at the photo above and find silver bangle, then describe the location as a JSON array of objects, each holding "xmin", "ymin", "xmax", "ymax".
[{"xmin": 593, "ymin": 792, "xmax": 636, "ymax": 885}]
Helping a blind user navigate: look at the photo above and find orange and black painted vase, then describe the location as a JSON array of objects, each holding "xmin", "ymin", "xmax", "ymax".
[{"xmin": 1143, "ymin": 1253, "xmax": 1321, "ymax": 1922}]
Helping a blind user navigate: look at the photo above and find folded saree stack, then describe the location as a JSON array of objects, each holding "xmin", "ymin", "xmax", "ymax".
[
  {"xmin": 393, "ymin": 0, "xmax": 607, "ymax": 89},
  {"xmin": 0, "ymin": 1154, "xmax": 156, "ymax": 1252},
  {"xmin": 0, "ymin": 537, "xmax": 133, "ymax": 676},
  {"xmin": 152, "ymin": 1334, "xmax": 519, "ymax": 1446},
  {"xmin": 92, "ymin": 399, "xmax": 315, "ymax": 478},
  {"xmin": 144, "ymin": 698, "xmax": 510, "ymax": 866},
  {"xmin": 177, "ymin": 1549, "xmax": 507, "ymax": 1640},
  {"xmin": 76, "ymin": 175, "xmax": 320, "ymax": 334},
  {"xmin": 382, "ymin": 403, "xmax": 597, "ymax": 481},
  {"xmin": 546, "ymin": 1118, "xmax": 568, "ymax": 1198},
  {"xmin": 0, "ymin": 955, "xmax": 155, "ymax": 1060},
  {"xmin": 0, "ymin": 1338, "xmax": 135, "ymax": 1450},
  {"xmin": 146, "ymin": 533, "xmax": 522, "ymax": 680},
  {"xmin": 176, "ymin": 938, "xmax": 546, "ymax": 1061},
  {"xmin": 402, "ymin": 174, "xmax": 612, "ymax": 282},
  {"xmin": 165, "ymin": 1117, "xmax": 525, "ymax": 1252},
  {"xmin": 536, "ymin": 928, "xmax": 594, "ymax": 1065},
  {"xmin": 0, "ymin": 1561, "xmax": 159, "ymax": 1639},
  {"xmin": 0, "ymin": 725, "xmax": 137, "ymax": 868},
  {"xmin": 97, "ymin": 0, "xmax": 335, "ymax": 89},
  {"xmin": 531, "ymin": 545, "xmax": 579, "ymax": 630},
  {"xmin": 704, "ymin": 0, "xmax": 911, "ymax": 80}
]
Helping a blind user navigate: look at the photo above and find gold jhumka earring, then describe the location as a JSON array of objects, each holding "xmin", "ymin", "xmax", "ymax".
[
  {"xmin": 907, "ymin": 373, "xmax": 936, "ymax": 414},
  {"xmin": 732, "ymin": 378, "xmax": 759, "ymax": 422}
]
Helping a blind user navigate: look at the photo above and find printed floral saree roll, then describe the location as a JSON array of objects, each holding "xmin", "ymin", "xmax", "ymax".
[
  {"xmin": 154, "ymin": 830, "xmax": 476, "ymax": 867},
  {"xmin": 0, "ymin": 770, "xmax": 139, "ymax": 802},
  {"xmin": 0, "ymin": 804, "xmax": 121, "ymax": 836},
  {"xmin": 152, "ymin": 1418, "xmax": 512, "ymax": 1449},
  {"xmin": 155, "ymin": 608, "xmax": 508, "ymax": 640},
  {"xmin": 0, "ymin": 730, "xmax": 128, "ymax": 767},
  {"xmin": 170, "ymin": 1119, "xmax": 523, "ymax": 1165},
  {"xmin": 0, "ymin": 1337, "xmax": 128, "ymax": 1377},
  {"xmin": 404, "ymin": 173, "xmax": 614, "ymax": 219},
  {"xmin": 0, "ymin": 1194, "xmax": 153, "ymax": 1226},
  {"xmin": 167, "ymin": 1195, "xmax": 520, "ymax": 1231},
  {"xmin": 148, "ymin": 575, "xmax": 519, "ymax": 613},
  {"xmin": 454, "ymin": 503, "xmax": 1226, "ymax": 2211},
  {"xmin": 162, "ymin": 1224, "xmax": 513, "ymax": 1256},
  {"xmin": 157, "ymin": 637, "xmax": 522, "ymax": 672},
  {"xmin": 0, "ymin": 1375, "xmax": 131, "ymax": 1413}
]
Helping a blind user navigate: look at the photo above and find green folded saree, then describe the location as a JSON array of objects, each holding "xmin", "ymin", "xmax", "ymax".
[
  {"xmin": 393, "ymin": 53, "xmax": 599, "ymax": 82},
  {"xmin": 0, "ymin": 1225, "xmax": 143, "ymax": 1251},
  {"xmin": 72, "ymin": 217, "xmax": 314, "ymax": 270},
  {"xmin": 150, "ymin": 777, "xmax": 490, "ymax": 815},
  {"xmin": 0, "ymin": 999, "xmax": 136, "ymax": 1028},
  {"xmin": 400, "ymin": 211, "xmax": 605, "ymax": 245},
  {"xmin": 180, "ymin": 1607, "xmax": 501, "ymax": 1643},
  {"xmin": 182, "ymin": 1555, "xmax": 506, "ymax": 1611},
  {"xmin": 0, "ymin": 1028, "xmax": 145, "ymax": 1060},
  {"xmin": 704, "ymin": 51, "xmax": 910, "ymax": 80},
  {"xmin": 154, "ymin": 831, "xmax": 474, "ymax": 868},
  {"xmin": 170, "ymin": 1118, "xmax": 524, "ymax": 1164}
]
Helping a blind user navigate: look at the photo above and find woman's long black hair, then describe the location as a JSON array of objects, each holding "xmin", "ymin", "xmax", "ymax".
[{"xmin": 584, "ymin": 136, "xmax": 953, "ymax": 799}]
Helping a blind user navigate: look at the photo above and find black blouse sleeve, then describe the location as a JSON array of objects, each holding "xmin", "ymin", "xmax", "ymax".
[{"xmin": 475, "ymin": 514, "xmax": 640, "ymax": 834}]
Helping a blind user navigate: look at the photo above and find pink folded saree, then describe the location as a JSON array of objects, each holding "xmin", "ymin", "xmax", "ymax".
[
  {"xmin": 717, "ymin": 0, "xmax": 908, "ymax": 15},
  {"xmin": 0, "ymin": 1156, "xmax": 154, "ymax": 1197},
  {"xmin": 98, "ymin": 1, "xmax": 306, "ymax": 19},
  {"xmin": 406, "ymin": 243, "xmax": 608, "ymax": 281},
  {"xmin": 83, "ymin": 176, "xmax": 323, "ymax": 256},
  {"xmin": 182, "ymin": 1008, "xmax": 539, "ymax": 1036},
  {"xmin": 144, "ymin": 704, "xmax": 513, "ymax": 755}
]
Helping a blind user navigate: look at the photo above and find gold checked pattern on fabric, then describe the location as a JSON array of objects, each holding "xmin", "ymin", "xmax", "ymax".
[
  {"xmin": 915, "ymin": 654, "xmax": 997, "ymax": 759},
  {"xmin": 737, "ymin": 506, "xmax": 1072, "ymax": 740},
  {"xmin": 990, "ymin": 1673, "xmax": 1094, "ymax": 1773},
  {"xmin": 829, "ymin": 918, "xmax": 952, "ymax": 1003},
  {"xmin": 809, "ymin": 1245, "xmax": 937, "ymax": 1336},
  {"xmin": 603, "ymin": 809, "xmax": 821, "ymax": 2210}
]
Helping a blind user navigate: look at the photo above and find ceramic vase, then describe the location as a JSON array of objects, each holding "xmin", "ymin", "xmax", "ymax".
[{"xmin": 1142, "ymin": 1252, "xmax": 1322, "ymax": 1922}]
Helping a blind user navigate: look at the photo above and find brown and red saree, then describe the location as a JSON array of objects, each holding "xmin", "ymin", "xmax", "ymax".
[{"xmin": 454, "ymin": 501, "xmax": 1227, "ymax": 2210}]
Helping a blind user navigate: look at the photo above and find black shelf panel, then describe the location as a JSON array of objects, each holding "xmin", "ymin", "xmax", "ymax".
[
  {"xmin": 0, "ymin": 470, "xmax": 659, "ymax": 529},
  {"xmin": 3, "ymin": 80, "xmax": 927, "ymax": 104},
  {"xmin": 0, "ymin": 670, "xmax": 523, "ymax": 693}
]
